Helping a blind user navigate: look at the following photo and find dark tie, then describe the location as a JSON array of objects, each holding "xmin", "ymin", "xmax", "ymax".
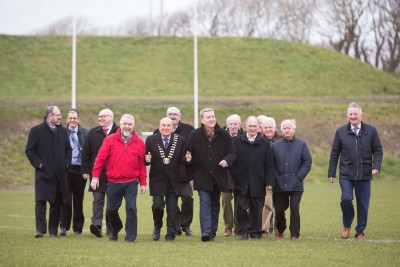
[
  {"xmin": 103, "ymin": 128, "xmax": 108, "ymax": 136},
  {"xmin": 163, "ymin": 138, "xmax": 169, "ymax": 148},
  {"xmin": 353, "ymin": 127, "xmax": 358, "ymax": 136}
]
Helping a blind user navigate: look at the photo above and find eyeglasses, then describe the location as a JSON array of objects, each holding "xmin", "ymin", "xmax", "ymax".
[
  {"xmin": 167, "ymin": 113, "xmax": 180, "ymax": 116},
  {"xmin": 97, "ymin": 115, "xmax": 111, "ymax": 119},
  {"xmin": 67, "ymin": 117, "xmax": 79, "ymax": 120},
  {"xmin": 51, "ymin": 114, "xmax": 62, "ymax": 117}
]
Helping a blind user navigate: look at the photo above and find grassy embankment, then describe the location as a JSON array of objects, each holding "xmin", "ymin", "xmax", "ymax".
[{"xmin": 0, "ymin": 35, "xmax": 399, "ymax": 187}]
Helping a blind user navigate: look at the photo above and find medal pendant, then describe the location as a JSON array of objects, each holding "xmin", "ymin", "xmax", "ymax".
[{"xmin": 163, "ymin": 158, "xmax": 170, "ymax": 164}]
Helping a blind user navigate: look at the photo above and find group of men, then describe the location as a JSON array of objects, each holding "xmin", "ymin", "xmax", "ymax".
[{"xmin": 25, "ymin": 102, "xmax": 383, "ymax": 242}]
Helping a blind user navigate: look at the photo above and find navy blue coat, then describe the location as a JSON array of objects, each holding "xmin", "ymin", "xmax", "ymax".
[
  {"xmin": 230, "ymin": 134, "xmax": 275, "ymax": 197},
  {"xmin": 328, "ymin": 122, "xmax": 383, "ymax": 180},
  {"xmin": 25, "ymin": 119, "xmax": 72, "ymax": 203},
  {"xmin": 272, "ymin": 136, "xmax": 312, "ymax": 192}
]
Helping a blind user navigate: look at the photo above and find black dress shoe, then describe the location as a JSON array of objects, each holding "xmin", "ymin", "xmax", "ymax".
[
  {"xmin": 74, "ymin": 231, "xmax": 82, "ymax": 236},
  {"xmin": 59, "ymin": 228, "xmax": 67, "ymax": 236},
  {"xmin": 90, "ymin": 224, "xmax": 103, "ymax": 238},
  {"xmin": 109, "ymin": 232, "xmax": 118, "ymax": 241},
  {"xmin": 49, "ymin": 234, "xmax": 58, "ymax": 238},
  {"xmin": 201, "ymin": 234, "xmax": 211, "ymax": 242},
  {"xmin": 182, "ymin": 227, "xmax": 194, "ymax": 236},
  {"xmin": 165, "ymin": 236, "xmax": 175, "ymax": 241},
  {"xmin": 153, "ymin": 227, "xmax": 161, "ymax": 241},
  {"xmin": 240, "ymin": 233, "xmax": 249, "ymax": 240},
  {"xmin": 35, "ymin": 232, "xmax": 43, "ymax": 238},
  {"xmin": 175, "ymin": 228, "xmax": 182, "ymax": 236}
]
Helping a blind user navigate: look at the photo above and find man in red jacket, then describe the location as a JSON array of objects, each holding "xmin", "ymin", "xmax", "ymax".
[{"xmin": 91, "ymin": 114, "xmax": 147, "ymax": 242}]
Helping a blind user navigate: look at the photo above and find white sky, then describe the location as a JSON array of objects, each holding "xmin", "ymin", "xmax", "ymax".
[{"xmin": 0, "ymin": 0, "xmax": 191, "ymax": 35}]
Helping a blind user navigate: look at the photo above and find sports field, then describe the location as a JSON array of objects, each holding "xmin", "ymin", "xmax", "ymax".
[{"xmin": 1, "ymin": 182, "xmax": 399, "ymax": 266}]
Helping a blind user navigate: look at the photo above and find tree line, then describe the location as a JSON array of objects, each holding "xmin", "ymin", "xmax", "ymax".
[{"xmin": 35, "ymin": 0, "xmax": 399, "ymax": 73}]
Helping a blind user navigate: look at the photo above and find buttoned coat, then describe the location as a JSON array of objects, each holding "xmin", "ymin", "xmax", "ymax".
[
  {"xmin": 146, "ymin": 132, "xmax": 187, "ymax": 196},
  {"xmin": 25, "ymin": 119, "xmax": 72, "ymax": 203},
  {"xmin": 81, "ymin": 123, "xmax": 118, "ymax": 192},
  {"xmin": 328, "ymin": 122, "xmax": 383, "ymax": 180},
  {"xmin": 272, "ymin": 136, "xmax": 312, "ymax": 192},
  {"xmin": 186, "ymin": 123, "xmax": 237, "ymax": 193},
  {"xmin": 231, "ymin": 134, "xmax": 275, "ymax": 197}
]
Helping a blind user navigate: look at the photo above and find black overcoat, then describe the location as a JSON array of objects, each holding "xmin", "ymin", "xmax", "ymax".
[
  {"xmin": 230, "ymin": 134, "xmax": 275, "ymax": 197},
  {"xmin": 25, "ymin": 119, "xmax": 72, "ymax": 203},
  {"xmin": 81, "ymin": 123, "xmax": 118, "ymax": 192},
  {"xmin": 145, "ymin": 132, "xmax": 187, "ymax": 196},
  {"xmin": 186, "ymin": 123, "xmax": 237, "ymax": 193}
]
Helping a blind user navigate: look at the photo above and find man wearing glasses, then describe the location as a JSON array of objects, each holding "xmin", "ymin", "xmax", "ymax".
[
  {"xmin": 26, "ymin": 105, "xmax": 72, "ymax": 238},
  {"xmin": 81, "ymin": 109, "xmax": 119, "ymax": 238},
  {"xmin": 59, "ymin": 109, "xmax": 88, "ymax": 236}
]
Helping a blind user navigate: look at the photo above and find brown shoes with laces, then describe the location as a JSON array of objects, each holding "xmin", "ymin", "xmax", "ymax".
[{"xmin": 341, "ymin": 227, "xmax": 350, "ymax": 239}]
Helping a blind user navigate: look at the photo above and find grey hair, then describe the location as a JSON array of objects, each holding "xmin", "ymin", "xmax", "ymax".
[
  {"xmin": 120, "ymin": 114, "xmax": 135, "ymax": 125},
  {"xmin": 262, "ymin": 117, "xmax": 276, "ymax": 127},
  {"xmin": 281, "ymin": 119, "xmax": 296, "ymax": 131},
  {"xmin": 226, "ymin": 114, "xmax": 241, "ymax": 125},
  {"xmin": 347, "ymin": 102, "xmax": 362, "ymax": 115},
  {"xmin": 166, "ymin": 107, "xmax": 181, "ymax": 115}
]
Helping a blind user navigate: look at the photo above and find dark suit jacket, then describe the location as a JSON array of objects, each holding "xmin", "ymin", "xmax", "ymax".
[
  {"xmin": 25, "ymin": 119, "xmax": 72, "ymax": 203},
  {"xmin": 81, "ymin": 123, "xmax": 118, "ymax": 192},
  {"xmin": 146, "ymin": 132, "xmax": 187, "ymax": 196}
]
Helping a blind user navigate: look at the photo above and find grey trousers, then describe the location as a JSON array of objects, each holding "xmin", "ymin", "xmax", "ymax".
[{"xmin": 92, "ymin": 191, "xmax": 112, "ymax": 233}]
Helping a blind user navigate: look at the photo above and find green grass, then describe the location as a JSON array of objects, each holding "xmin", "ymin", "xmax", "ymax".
[
  {"xmin": 0, "ymin": 35, "xmax": 399, "ymax": 187},
  {"xmin": 1, "ymin": 36, "xmax": 399, "ymax": 101},
  {"xmin": 0, "ymin": 182, "xmax": 399, "ymax": 266}
]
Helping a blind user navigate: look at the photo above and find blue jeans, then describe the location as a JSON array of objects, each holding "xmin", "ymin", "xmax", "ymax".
[
  {"xmin": 106, "ymin": 180, "xmax": 138, "ymax": 242},
  {"xmin": 339, "ymin": 178, "xmax": 371, "ymax": 236},
  {"xmin": 198, "ymin": 189, "xmax": 221, "ymax": 238}
]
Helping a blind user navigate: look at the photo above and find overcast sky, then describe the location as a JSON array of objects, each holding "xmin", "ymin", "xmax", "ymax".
[{"xmin": 0, "ymin": 0, "xmax": 191, "ymax": 35}]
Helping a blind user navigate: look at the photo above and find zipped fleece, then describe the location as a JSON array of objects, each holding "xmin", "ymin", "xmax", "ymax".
[{"xmin": 92, "ymin": 128, "xmax": 147, "ymax": 185}]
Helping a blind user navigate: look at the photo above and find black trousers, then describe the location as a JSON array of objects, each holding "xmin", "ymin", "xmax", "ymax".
[
  {"xmin": 152, "ymin": 192, "xmax": 178, "ymax": 238},
  {"xmin": 235, "ymin": 193, "xmax": 264, "ymax": 238},
  {"xmin": 273, "ymin": 191, "xmax": 303, "ymax": 238},
  {"xmin": 60, "ymin": 167, "xmax": 87, "ymax": 232},
  {"xmin": 35, "ymin": 184, "xmax": 62, "ymax": 236},
  {"xmin": 175, "ymin": 182, "xmax": 194, "ymax": 230}
]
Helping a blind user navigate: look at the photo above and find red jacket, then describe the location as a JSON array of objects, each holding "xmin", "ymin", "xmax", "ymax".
[{"xmin": 92, "ymin": 129, "xmax": 147, "ymax": 186}]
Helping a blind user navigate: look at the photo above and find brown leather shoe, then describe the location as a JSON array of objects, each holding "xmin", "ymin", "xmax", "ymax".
[
  {"xmin": 224, "ymin": 228, "xmax": 232, "ymax": 237},
  {"xmin": 275, "ymin": 232, "xmax": 284, "ymax": 239},
  {"xmin": 341, "ymin": 227, "xmax": 350, "ymax": 239},
  {"xmin": 356, "ymin": 234, "xmax": 366, "ymax": 240}
]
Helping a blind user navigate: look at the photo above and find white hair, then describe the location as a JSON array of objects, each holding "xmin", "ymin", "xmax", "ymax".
[
  {"xmin": 262, "ymin": 117, "xmax": 276, "ymax": 127},
  {"xmin": 226, "ymin": 114, "xmax": 241, "ymax": 125},
  {"xmin": 281, "ymin": 119, "xmax": 296, "ymax": 131}
]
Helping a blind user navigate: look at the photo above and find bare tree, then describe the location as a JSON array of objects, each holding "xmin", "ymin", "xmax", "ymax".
[
  {"xmin": 273, "ymin": 0, "xmax": 317, "ymax": 43},
  {"xmin": 322, "ymin": 0, "xmax": 369, "ymax": 58},
  {"xmin": 34, "ymin": 16, "xmax": 95, "ymax": 35},
  {"xmin": 371, "ymin": 0, "xmax": 400, "ymax": 72}
]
